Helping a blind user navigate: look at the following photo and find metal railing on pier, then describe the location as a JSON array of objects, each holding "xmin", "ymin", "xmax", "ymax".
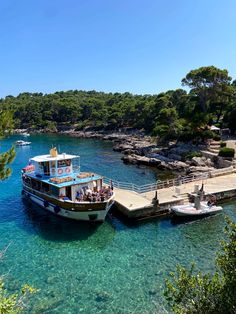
[{"xmin": 104, "ymin": 173, "xmax": 209, "ymax": 194}]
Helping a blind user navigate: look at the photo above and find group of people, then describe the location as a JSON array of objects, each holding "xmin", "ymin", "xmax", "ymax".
[{"xmin": 75, "ymin": 186, "xmax": 113, "ymax": 203}]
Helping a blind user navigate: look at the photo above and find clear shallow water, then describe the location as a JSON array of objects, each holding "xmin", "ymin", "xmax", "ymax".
[{"xmin": 0, "ymin": 134, "xmax": 236, "ymax": 313}]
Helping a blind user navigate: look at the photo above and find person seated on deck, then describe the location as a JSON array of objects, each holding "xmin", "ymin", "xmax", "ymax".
[
  {"xmin": 92, "ymin": 192, "xmax": 98, "ymax": 202},
  {"xmin": 87, "ymin": 192, "xmax": 92, "ymax": 202},
  {"xmin": 100, "ymin": 193, "xmax": 105, "ymax": 202},
  {"xmin": 85, "ymin": 188, "xmax": 92, "ymax": 195},
  {"xmin": 76, "ymin": 190, "xmax": 83, "ymax": 201},
  {"xmin": 107, "ymin": 186, "xmax": 113, "ymax": 197},
  {"xmin": 207, "ymin": 195, "xmax": 216, "ymax": 207}
]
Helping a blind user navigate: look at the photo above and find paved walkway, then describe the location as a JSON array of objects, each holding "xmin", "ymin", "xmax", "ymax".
[
  {"xmin": 226, "ymin": 139, "xmax": 236, "ymax": 151},
  {"xmin": 145, "ymin": 173, "xmax": 236, "ymax": 203},
  {"xmin": 114, "ymin": 173, "xmax": 236, "ymax": 212},
  {"xmin": 115, "ymin": 188, "xmax": 152, "ymax": 211}
]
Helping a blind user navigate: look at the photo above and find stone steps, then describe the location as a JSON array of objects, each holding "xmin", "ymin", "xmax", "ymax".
[{"xmin": 179, "ymin": 192, "xmax": 190, "ymax": 204}]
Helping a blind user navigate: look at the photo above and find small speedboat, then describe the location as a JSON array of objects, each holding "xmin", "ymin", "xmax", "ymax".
[
  {"xmin": 16, "ymin": 140, "xmax": 31, "ymax": 146},
  {"xmin": 171, "ymin": 201, "xmax": 223, "ymax": 218},
  {"xmin": 22, "ymin": 132, "xmax": 30, "ymax": 136}
]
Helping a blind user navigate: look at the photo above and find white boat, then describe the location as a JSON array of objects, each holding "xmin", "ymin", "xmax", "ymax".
[
  {"xmin": 22, "ymin": 132, "xmax": 30, "ymax": 136},
  {"xmin": 16, "ymin": 140, "xmax": 31, "ymax": 146},
  {"xmin": 171, "ymin": 201, "xmax": 223, "ymax": 218},
  {"xmin": 21, "ymin": 148, "xmax": 115, "ymax": 222}
]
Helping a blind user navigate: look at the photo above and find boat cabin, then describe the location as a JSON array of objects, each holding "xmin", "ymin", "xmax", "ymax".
[{"xmin": 26, "ymin": 148, "xmax": 79, "ymax": 177}]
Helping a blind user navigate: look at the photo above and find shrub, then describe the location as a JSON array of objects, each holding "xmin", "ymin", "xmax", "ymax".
[
  {"xmin": 164, "ymin": 217, "xmax": 236, "ymax": 314},
  {"xmin": 218, "ymin": 147, "xmax": 235, "ymax": 157},
  {"xmin": 220, "ymin": 141, "xmax": 226, "ymax": 148},
  {"xmin": 184, "ymin": 151, "xmax": 202, "ymax": 159},
  {"xmin": 212, "ymin": 133, "xmax": 221, "ymax": 141}
]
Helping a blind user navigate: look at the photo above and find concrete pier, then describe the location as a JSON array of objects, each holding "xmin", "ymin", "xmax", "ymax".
[{"xmin": 114, "ymin": 173, "xmax": 236, "ymax": 219}]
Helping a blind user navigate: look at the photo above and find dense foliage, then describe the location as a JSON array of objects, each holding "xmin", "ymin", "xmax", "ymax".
[
  {"xmin": 0, "ymin": 111, "xmax": 16, "ymax": 179},
  {"xmin": 218, "ymin": 147, "xmax": 235, "ymax": 158},
  {"xmin": 0, "ymin": 66, "xmax": 236, "ymax": 141},
  {"xmin": 164, "ymin": 217, "xmax": 236, "ymax": 314},
  {"xmin": 0, "ymin": 282, "xmax": 36, "ymax": 314}
]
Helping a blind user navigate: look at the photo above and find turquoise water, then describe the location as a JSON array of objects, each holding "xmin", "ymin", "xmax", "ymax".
[{"xmin": 0, "ymin": 134, "xmax": 236, "ymax": 313}]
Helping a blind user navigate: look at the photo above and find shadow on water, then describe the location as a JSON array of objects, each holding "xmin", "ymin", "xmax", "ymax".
[
  {"xmin": 20, "ymin": 199, "xmax": 116, "ymax": 245},
  {"xmin": 170, "ymin": 212, "xmax": 224, "ymax": 226}
]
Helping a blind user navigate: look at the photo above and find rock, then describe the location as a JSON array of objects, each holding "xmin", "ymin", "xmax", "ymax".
[
  {"xmin": 191, "ymin": 157, "xmax": 207, "ymax": 167},
  {"xmin": 148, "ymin": 153, "xmax": 173, "ymax": 162},
  {"xmin": 167, "ymin": 153, "xmax": 182, "ymax": 161},
  {"xmin": 95, "ymin": 291, "xmax": 110, "ymax": 302},
  {"xmin": 113, "ymin": 143, "xmax": 134, "ymax": 152},
  {"xmin": 187, "ymin": 166, "xmax": 214, "ymax": 174},
  {"xmin": 121, "ymin": 154, "xmax": 161, "ymax": 166}
]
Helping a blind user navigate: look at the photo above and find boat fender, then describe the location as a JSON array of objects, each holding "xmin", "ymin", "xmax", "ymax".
[
  {"xmin": 44, "ymin": 200, "xmax": 49, "ymax": 208},
  {"xmin": 54, "ymin": 205, "xmax": 61, "ymax": 214}
]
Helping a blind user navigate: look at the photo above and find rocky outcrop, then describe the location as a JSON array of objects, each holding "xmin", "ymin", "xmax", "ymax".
[
  {"xmin": 19, "ymin": 127, "xmax": 232, "ymax": 177},
  {"xmin": 187, "ymin": 166, "xmax": 215, "ymax": 174},
  {"xmin": 121, "ymin": 154, "xmax": 161, "ymax": 166},
  {"xmin": 190, "ymin": 156, "xmax": 214, "ymax": 167}
]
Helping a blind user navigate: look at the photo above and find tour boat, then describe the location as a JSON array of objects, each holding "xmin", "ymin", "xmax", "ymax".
[
  {"xmin": 16, "ymin": 140, "xmax": 31, "ymax": 146},
  {"xmin": 21, "ymin": 148, "xmax": 115, "ymax": 222},
  {"xmin": 171, "ymin": 201, "xmax": 223, "ymax": 218}
]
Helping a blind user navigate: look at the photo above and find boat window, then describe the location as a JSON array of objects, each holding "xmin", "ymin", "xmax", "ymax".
[
  {"xmin": 42, "ymin": 182, "xmax": 50, "ymax": 193},
  {"xmin": 58, "ymin": 159, "xmax": 71, "ymax": 168},
  {"xmin": 50, "ymin": 185, "xmax": 59, "ymax": 196},
  {"xmin": 31, "ymin": 179, "xmax": 41, "ymax": 191}
]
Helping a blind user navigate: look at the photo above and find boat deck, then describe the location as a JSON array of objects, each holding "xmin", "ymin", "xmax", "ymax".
[{"xmin": 26, "ymin": 172, "xmax": 103, "ymax": 187}]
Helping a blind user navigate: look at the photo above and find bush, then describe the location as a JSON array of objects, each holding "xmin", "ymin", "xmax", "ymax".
[
  {"xmin": 220, "ymin": 141, "xmax": 226, "ymax": 148},
  {"xmin": 212, "ymin": 133, "xmax": 221, "ymax": 141},
  {"xmin": 218, "ymin": 147, "xmax": 235, "ymax": 157},
  {"xmin": 164, "ymin": 217, "xmax": 236, "ymax": 314},
  {"xmin": 184, "ymin": 151, "xmax": 202, "ymax": 159}
]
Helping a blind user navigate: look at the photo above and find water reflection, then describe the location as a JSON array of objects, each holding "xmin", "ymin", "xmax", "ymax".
[{"xmin": 21, "ymin": 200, "xmax": 116, "ymax": 248}]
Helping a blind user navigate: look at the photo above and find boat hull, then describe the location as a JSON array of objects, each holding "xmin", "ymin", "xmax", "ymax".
[
  {"xmin": 171, "ymin": 203, "xmax": 223, "ymax": 219},
  {"xmin": 22, "ymin": 188, "xmax": 115, "ymax": 222}
]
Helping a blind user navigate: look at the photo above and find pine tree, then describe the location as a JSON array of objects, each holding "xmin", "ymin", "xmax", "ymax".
[{"xmin": 0, "ymin": 110, "xmax": 16, "ymax": 179}]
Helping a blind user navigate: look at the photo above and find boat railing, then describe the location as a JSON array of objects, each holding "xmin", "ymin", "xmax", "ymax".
[
  {"xmin": 103, "ymin": 173, "xmax": 209, "ymax": 194},
  {"xmin": 72, "ymin": 165, "xmax": 81, "ymax": 173}
]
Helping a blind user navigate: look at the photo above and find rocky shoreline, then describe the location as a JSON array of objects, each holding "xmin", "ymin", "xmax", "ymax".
[{"xmin": 15, "ymin": 128, "xmax": 235, "ymax": 177}]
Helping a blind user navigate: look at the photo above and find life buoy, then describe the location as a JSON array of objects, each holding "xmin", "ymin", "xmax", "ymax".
[
  {"xmin": 58, "ymin": 168, "xmax": 63, "ymax": 175},
  {"xmin": 65, "ymin": 167, "xmax": 70, "ymax": 173}
]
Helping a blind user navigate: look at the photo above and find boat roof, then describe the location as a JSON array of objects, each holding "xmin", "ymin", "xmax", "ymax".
[{"xmin": 30, "ymin": 153, "xmax": 79, "ymax": 162}]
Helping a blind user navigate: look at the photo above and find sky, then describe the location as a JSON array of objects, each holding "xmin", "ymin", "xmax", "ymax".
[{"xmin": 0, "ymin": 0, "xmax": 236, "ymax": 98}]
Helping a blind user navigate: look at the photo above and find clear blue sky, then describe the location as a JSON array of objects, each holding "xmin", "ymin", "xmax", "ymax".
[{"xmin": 0, "ymin": 0, "xmax": 236, "ymax": 98}]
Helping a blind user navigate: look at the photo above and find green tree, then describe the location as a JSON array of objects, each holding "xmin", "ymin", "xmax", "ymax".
[
  {"xmin": 0, "ymin": 111, "xmax": 16, "ymax": 179},
  {"xmin": 182, "ymin": 66, "xmax": 232, "ymax": 126},
  {"xmin": 0, "ymin": 111, "xmax": 15, "ymax": 137},
  {"xmin": 164, "ymin": 217, "xmax": 236, "ymax": 314},
  {"xmin": 0, "ymin": 282, "xmax": 36, "ymax": 314}
]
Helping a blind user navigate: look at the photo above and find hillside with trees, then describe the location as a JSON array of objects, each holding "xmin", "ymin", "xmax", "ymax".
[{"xmin": 0, "ymin": 66, "xmax": 236, "ymax": 141}]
